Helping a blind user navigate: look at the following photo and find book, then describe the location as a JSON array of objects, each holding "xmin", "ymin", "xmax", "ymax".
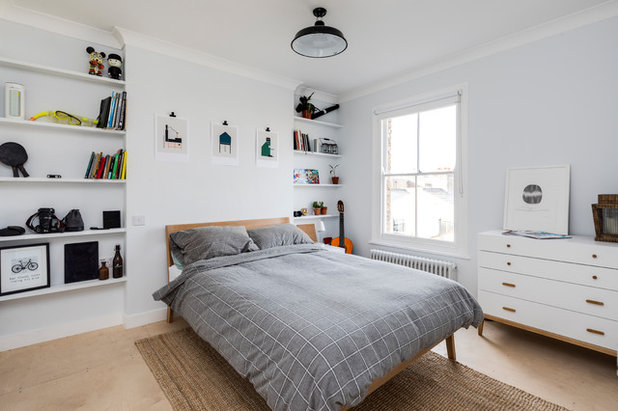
[
  {"xmin": 96, "ymin": 156, "xmax": 106, "ymax": 179},
  {"xmin": 502, "ymin": 230, "xmax": 572, "ymax": 240},
  {"xmin": 112, "ymin": 93, "xmax": 121, "ymax": 129},
  {"xmin": 118, "ymin": 91, "xmax": 127, "ymax": 130},
  {"xmin": 103, "ymin": 155, "xmax": 111, "ymax": 179},
  {"xmin": 96, "ymin": 97, "xmax": 111, "ymax": 129},
  {"xmin": 121, "ymin": 151, "xmax": 127, "ymax": 179},
  {"xmin": 107, "ymin": 154, "xmax": 116, "ymax": 179},
  {"xmin": 107, "ymin": 91, "xmax": 116, "ymax": 128},
  {"xmin": 111, "ymin": 152, "xmax": 120, "ymax": 179},
  {"xmin": 90, "ymin": 152, "xmax": 101, "ymax": 179},
  {"xmin": 84, "ymin": 151, "xmax": 95, "ymax": 178}
]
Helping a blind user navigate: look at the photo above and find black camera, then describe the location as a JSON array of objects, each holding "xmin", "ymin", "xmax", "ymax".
[{"xmin": 26, "ymin": 207, "xmax": 63, "ymax": 233}]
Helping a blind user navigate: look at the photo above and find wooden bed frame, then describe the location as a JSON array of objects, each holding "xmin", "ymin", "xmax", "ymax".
[{"xmin": 164, "ymin": 217, "xmax": 456, "ymax": 410}]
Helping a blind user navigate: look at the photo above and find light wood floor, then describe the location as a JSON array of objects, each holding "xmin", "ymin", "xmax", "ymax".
[{"xmin": 0, "ymin": 319, "xmax": 616, "ymax": 410}]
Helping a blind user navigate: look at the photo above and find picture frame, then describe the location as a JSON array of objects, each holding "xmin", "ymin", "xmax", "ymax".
[
  {"xmin": 293, "ymin": 168, "xmax": 320, "ymax": 184},
  {"xmin": 211, "ymin": 122, "xmax": 239, "ymax": 166},
  {"xmin": 154, "ymin": 114, "xmax": 189, "ymax": 162},
  {"xmin": 256, "ymin": 129, "xmax": 278, "ymax": 168},
  {"xmin": 503, "ymin": 165, "xmax": 570, "ymax": 235},
  {"xmin": 0, "ymin": 243, "xmax": 50, "ymax": 296}
]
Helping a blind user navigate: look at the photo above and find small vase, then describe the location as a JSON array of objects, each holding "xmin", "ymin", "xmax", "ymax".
[
  {"xmin": 331, "ymin": 177, "xmax": 339, "ymax": 184},
  {"xmin": 314, "ymin": 208, "xmax": 321, "ymax": 215},
  {"xmin": 99, "ymin": 261, "xmax": 109, "ymax": 281},
  {"xmin": 321, "ymin": 207, "xmax": 328, "ymax": 214}
]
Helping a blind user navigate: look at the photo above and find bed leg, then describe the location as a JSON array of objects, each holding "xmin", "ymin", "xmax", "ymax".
[
  {"xmin": 167, "ymin": 307, "xmax": 174, "ymax": 323},
  {"xmin": 446, "ymin": 335, "xmax": 456, "ymax": 361},
  {"xmin": 477, "ymin": 320, "xmax": 484, "ymax": 336}
]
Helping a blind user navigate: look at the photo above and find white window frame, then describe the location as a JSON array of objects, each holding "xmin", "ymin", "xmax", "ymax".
[{"xmin": 370, "ymin": 85, "xmax": 469, "ymax": 259}]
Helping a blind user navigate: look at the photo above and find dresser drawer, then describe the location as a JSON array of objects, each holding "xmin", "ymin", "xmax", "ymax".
[
  {"xmin": 478, "ymin": 251, "xmax": 618, "ymax": 291},
  {"xmin": 478, "ymin": 290, "xmax": 617, "ymax": 351},
  {"xmin": 478, "ymin": 233, "xmax": 618, "ymax": 269},
  {"xmin": 478, "ymin": 268, "xmax": 618, "ymax": 321}
]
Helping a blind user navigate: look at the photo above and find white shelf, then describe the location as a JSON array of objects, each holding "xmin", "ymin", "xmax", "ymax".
[
  {"xmin": 0, "ymin": 118, "xmax": 125, "ymax": 136},
  {"xmin": 0, "ymin": 56, "xmax": 126, "ymax": 87},
  {"xmin": 0, "ymin": 277, "xmax": 127, "ymax": 302},
  {"xmin": 293, "ymin": 150, "xmax": 342, "ymax": 159},
  {"xmin": 293, "ymin": 116, "xmax": 343, "ymax": 128},
  {"xmin": 294, "ymin": 214, "xmax": 338, "ymax": 221},
  {"xmin": 0, "ymin": 177, "xmax": 125, "ymax": 184},
  {"xmin": 293, "ymin": 184, "xmax": 343, "ymax": 188},
  {"xmin": 0, "ymin": 228, "xmax": 126, "ymax": 243}
]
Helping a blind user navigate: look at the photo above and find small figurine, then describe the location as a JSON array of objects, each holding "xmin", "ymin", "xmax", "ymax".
[
  {"xmin": 107, "ymin": 53, "xmax": 123, "ymax": 80},
  {"xmin": 86, "ymin": 46, "xmax": 106, "ymax": 76}
]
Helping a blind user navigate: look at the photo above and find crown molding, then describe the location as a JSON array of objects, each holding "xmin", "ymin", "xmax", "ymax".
[
  {"xmin": 113, "ymin": 27, "xmax": 302, "ymax": 91},
  {"xmin": 340, "ymin": 1, "xmax": 618, "ymax": 102},
  {"xmin": 294, "ymin": 86, "xmax": 339, "ymax": 104},
  {"xmin": 0, "ymin": 3, "xmax": 122, "ymax": 48}
]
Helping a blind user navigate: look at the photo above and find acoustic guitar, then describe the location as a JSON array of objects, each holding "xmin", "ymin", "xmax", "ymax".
[{"xmin": 330, "ymin": 200, "xmax": 353, "ymax": 254}]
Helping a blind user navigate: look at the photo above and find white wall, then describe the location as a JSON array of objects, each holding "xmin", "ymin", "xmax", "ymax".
[
  {"xmin": 339, "ymin": 17, "xmax": 618, "ymax": 295},
  {"xmin": 123, "ymin": 45, "xmax": 295, "ymax": 321}
]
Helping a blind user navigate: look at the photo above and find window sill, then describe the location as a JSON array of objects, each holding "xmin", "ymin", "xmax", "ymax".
[{"xmin": 369, "ymin": 239, "xmax": 471, "ymax": 260}]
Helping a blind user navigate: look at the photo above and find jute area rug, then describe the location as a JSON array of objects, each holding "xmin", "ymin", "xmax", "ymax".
[{"xmin": 136, "ymin": 328, "xmax": 568, "ymax": 411}]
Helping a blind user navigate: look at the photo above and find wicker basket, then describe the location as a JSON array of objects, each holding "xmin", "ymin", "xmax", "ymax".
[{"xmin": 592, "ymin": 194, "xmax": 618, "ymax": 242}]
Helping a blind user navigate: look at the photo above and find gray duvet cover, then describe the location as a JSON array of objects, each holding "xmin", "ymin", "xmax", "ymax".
[{"xmin": 154, "ymin": 244, "xmax": 483, "ymax": 411}]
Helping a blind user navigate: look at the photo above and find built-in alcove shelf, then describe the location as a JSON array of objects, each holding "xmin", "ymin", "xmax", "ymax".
[
  {"xmin": 0, "ymin": 118, "xmax": 126, "ymax": 136},
  {"xmin": 293, "ymin": 150, "xmax": 342, "ymax": 159},
  {"xmin": 0, "ymin": 277, "xmax": 127, "ymax": 302},
  {"xmin": 293, "ymin": 116, "xmax": 343, "ymax": 128},
  {"xmin": 0, "ymin": 56, "xmax": 127, "ymax": 87},
  {"xmin": 0, "ymin": 228, "xmax": 126, "ymax": 243},
  {"xmin": 293, "ymin": 215, "xmax": 338, "ymax": 221},
  {"xmin": 0, "ymin": 177, "xmax": 125, "ymax": 184},
  {"xmin": 293, "ymin": 184, "xmax": 343, "ymax": 188}
]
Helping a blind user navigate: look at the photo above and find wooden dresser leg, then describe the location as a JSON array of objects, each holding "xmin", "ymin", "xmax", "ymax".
[
  {"xmin": 167, "ymin": 307, "xmax": 174, "ymax": 323},
  {"xmin": 478, "ymin": 320, "xmax": 485, "ymax": 336},
  {"xmin": 446, "ymin": 335, "xmax": 456, "ymax": 361}
]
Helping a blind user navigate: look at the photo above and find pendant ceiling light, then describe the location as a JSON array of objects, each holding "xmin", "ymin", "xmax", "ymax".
[{"xmin": 291, "ymin": 7, "xmax": 348, "ymax": 58}]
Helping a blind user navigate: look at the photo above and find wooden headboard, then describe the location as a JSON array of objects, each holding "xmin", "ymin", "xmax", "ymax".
[{"xmin": 165, "ymin": 216, "xmax": 290, "ymax": 268}]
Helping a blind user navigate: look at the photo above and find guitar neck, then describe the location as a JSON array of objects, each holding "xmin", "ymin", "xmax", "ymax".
[{"xmin": 339, "ymin": 212, "xmax": 345, "ymax": 248}]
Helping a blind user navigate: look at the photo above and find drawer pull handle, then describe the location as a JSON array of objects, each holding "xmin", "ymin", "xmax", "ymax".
[
  {"xmin": 586, "ymin": 299, "xmax": 604, "ymax": 306},
  {"xmin": 502, "ymin": 306, "xmax": 516, "ymax": 313},
  {"xmin": 592, "ymin": 254, "xmax": 598, "ymax": 259},
  {"xmin": 592, "ymin": 275, "xmax": 598, "ymax": 280},
  {"xmin": 502, "ymin": 282, "xmax": 516, "ymax": 288},
  {"xmin": 586, "ymin": 328, "xmax": 605, "ymax": 336},
  {"xmin": 506, "ymin": 262, "xmax": 512, "ymax": 266},
  {"xmin": 506, "ymin": 244, "xmax": 511, "ymax": 248}
]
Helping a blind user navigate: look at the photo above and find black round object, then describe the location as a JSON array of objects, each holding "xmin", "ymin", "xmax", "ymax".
[
  {"xmin": 313, "ymin": 7, "xmax": 327, "ymax": 18},
  {"xmin": 0, "ymin": 142, "xmax": 29, "ymax": 177}
]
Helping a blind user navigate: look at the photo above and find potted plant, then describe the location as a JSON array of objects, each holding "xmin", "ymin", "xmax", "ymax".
[
  {"xmin": 320, "ymin": 201, "xmax": 327, "ymax": 215},
  {"xmin": 329, "ymin": 164, "xmax": 340, "ymax": 184},
  {"xmin": 295, "ymin": 92, "xmax": 315, "ymax": 119},
  {"xmin": 312, "ymin": 201, "xmax": 322, "ymax": 215}
]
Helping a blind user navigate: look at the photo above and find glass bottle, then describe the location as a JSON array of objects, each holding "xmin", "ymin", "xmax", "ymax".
[
  {"xmin": 112, "ymin": 244, "xmax": 123, "ymax": 278},
  {"xmin": 99, "ymin": 260, "xmax": 109, "ymax": 280}
]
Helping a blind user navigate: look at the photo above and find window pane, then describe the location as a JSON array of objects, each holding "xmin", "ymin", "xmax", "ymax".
[
  {"xmin": 419, "ymin": 105, "xmax": 456, "ymax": 173},
  {"xmin": 384, "ymin": 176, "xmax": 415, "ymax": 235},
  {"xmin": 383, "ymin": 113, "xmax": 418, "ymax": 174},
  {"xmin": 416, "ymin": 174, "xmax": 454, "ymax": 242}
]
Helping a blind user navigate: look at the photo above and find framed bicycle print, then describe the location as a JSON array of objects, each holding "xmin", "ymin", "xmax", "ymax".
[{"xmin": 0, "ymin": 243, "xmax": 50, "ymax": 296}]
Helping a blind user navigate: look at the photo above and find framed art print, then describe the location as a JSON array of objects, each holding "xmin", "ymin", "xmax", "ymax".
[
  {"xmin": 155, "ymin": 114, "xmax": 189, "ymax": 161},
  {"xmin": 212, "ymin": 122, "xmax": 239, "ymax": 166},
  {"xmin": 503, "ymin": 165, "xmax": 570, "ymax": 235},
  {"xmin": 0, "ymin": 243, "xmax": 50, "ymax": 296},
  {"xmin": 256, "ymin": 129, "xmax": 278, "ymax": 168}
]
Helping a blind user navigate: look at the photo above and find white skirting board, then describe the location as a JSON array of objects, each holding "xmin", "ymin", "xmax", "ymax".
[
  {"xmin": 123, "ymin": 307, "xmax": 168, "ymax": 329},
  {"xmin": 0, "ymin": 313, "xmax": 123, "ymax": 351}
]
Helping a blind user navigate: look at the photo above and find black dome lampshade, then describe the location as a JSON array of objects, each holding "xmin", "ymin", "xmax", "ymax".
[{"xmin": 291, "ymin": 7, "xmax": 348, "ymax": 58}]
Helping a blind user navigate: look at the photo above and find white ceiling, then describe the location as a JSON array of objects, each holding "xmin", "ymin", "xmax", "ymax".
[{"xmin": 8, "ymin": 0, "xmax": 614, "ymax": 95}]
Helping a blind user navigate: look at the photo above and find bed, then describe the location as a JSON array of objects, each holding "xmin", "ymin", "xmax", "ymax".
[{"xmin": 154, "ymin": 217, "xmax": 483, "ymax": 410}]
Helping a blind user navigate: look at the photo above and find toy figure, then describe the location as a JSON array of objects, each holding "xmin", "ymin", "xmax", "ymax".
[
  {"xmin": 86, "ymin": 46, "xmax": 106, "ymax": 76},
  {"xmin": 107, "ymin": 53, "xmax": 123, "ymax": 80}
]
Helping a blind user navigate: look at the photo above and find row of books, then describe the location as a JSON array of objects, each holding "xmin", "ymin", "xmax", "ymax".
[
  {"xmin": 96, "ymin": 91, "xmax": 127, "ymax": 130},
  {"xmin": 293, "ymin": 130, "xmax": 312, "ymax": 152},
  {"xmin": 84, "ymin": 149, "xmax": 127, "ymax": 180}
]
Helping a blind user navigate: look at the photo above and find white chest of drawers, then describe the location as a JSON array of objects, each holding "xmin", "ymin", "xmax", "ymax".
[{"xmin": 477, "ymin": 230, "xmax": 618, "ymax": 357}]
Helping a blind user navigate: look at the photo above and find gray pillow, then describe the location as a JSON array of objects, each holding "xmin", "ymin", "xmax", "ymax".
[
  {"xmin": 247, "ymin": 223, "xmax": 314, "ymax": 250},
  {"xmin": 170, "ymin": 226, "xmax": 259, "ymax": 267}
]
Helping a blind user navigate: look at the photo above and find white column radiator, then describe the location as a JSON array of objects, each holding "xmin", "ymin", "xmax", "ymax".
[{"xmin": 370, "ymin": 249, "xmax": 456, "ymax": 279}]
